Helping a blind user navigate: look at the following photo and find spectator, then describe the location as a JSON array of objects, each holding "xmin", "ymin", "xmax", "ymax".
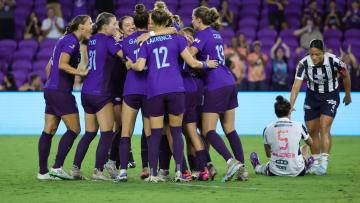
[
  {"xmin": 0, "ymin": 0, "xmax": 15, "ymax": 39},
  {"xmin": 73, "ymin": 75, "xmax": 83, "ymax": 91},
  {"xmin": 302, "ymin": 0, "xmax": 322, "ymax": 27},
  {"xmin": 41, "ymin": 7, "xmax": 64, "ymax": 40},
  {"xmin": 339, "ymin": 45, "xmax": 359, "ymax": 91},
  {"xmin": 24, "ymin": 12, "xmax": 42, "ymax": 41},
  {"xmin": 324, "ymin": 0, "xmax": 342, "ymax": 30},
  {"xmin": 266, "ymin": 0, "xmax": 288, "ymax": 30},
  {"xmin": 219, "ymin": 0, "xmax": 234, "ymax": 28},
  {"xmin": 0, "ymin": 73, "xmax": 17, "ymax": 91},
  {"xmin": 224, "ymin": 37, "xmax": 247, "ymax": 90},
  {"xmin": 247, "ymin": 41, "xmax": 268, "ymax": 91},
  {"xmin": 270, "ymin": 37, "xmax": 290, "ymax": 91},
  {"xmin": 72, "ymin": 0, "xmax": 89, "ymax": 18},
  {"xmin": 294, "ymin": 18, "xmax": 323, "ymax": 55},
  {"xmin": 46, "ymin": 0, "xmax": 62, "ymax": 18},
  {"xmin": 19, "ymin": 74, "xmax": 43, "ymax": 91},
  {"xmin": 199, "ymin": 0, "xmax": 208, "ymax": 7},
  {"xmin": 237, "ymin": 32, "xmax": 251, "ymax": 58},
  {"xmin": 342, "ymin": 0, "xmax": 360, "ymax": 29}
]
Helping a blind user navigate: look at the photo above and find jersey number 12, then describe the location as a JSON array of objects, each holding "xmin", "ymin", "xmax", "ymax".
[{"xmin": 153, "ymin": 46, "xmax": 170, "ymax": 69}]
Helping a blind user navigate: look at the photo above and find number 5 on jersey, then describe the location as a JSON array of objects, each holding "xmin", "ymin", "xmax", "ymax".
[{"xmin": 277, "ymin": 130, "xmax": 289, "ymax": 150}]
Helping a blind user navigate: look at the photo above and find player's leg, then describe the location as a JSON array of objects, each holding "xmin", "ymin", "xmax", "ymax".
[
  {"xmin": 148, "ymin": 115, "xmax": 164, "ymax": 180},
  {"xmin": 71, "ymin": 112, "xmax": 99, "ymax": 180},
  {"xmin": 38, "ymin": 114, "xmax": 60, "ymax": 180},
  {"xmin": 49, "ymin": 113, "xmax": 80, "ymax": 180},
  {"xmin": 305, "ymin": 118, "xmax": 320, "ymax": 173},
  {"xmin": 106, "ymin": 103, "xmax": 122, "ymax": 173},
  {"xmin": 249, "ymin": 152, "xmax": 268, "ymax": 175},
  {"xmin": 140, "ymin": 115, "xmax": 151, "ymax": 179},
  {"xmin": 93, "ymin": 102, "xmax": 114, "ymax": 181},
  {"xmin": 158, "ymin": 123, "xmax": 172, "ymax": 181},
  {"xmin": 318, "ymin": 114, "xmax": 335, "ymax": 174},
  {"xmin": 116, "ymin": 101, "xmax": 138, "ymax": 182}
]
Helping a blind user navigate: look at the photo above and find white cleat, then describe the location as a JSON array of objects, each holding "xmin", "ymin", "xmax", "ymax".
[
  {"xmin": 70, "ymin": 168, "xmax": 88, "ymax": 180},
  {"xmin": 158, "ymin": 169, "xmax": 170, "ymax": 182},
  {"xmin": 145, "ymin": 175, "xmax": 165, "ymax": 183},
  {"xmin": 37, "ymin": 172, "xmax": 62, "ymax": 180},
  {"xmin": 222, "ymin": 159, "xmax": 241, "ymax": 183},
  {"xmin": 49, "ymin": 167, "xmax": 74, "ymax": 180},
  {"xmin": 236, "ymin": 165, "xmax": 249, "ymax": 181},
  {"xmin": 92, "ymin": 169, "xmax": 111, "ymax": 181},
  {"xmin": 104, "ymin": 160, "xmax": 118, "ymax": 179}
]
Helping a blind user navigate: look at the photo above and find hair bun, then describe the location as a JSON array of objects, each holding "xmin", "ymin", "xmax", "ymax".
[
  {"xmin": 154, "ymin": 1, "xmax": 166, "ymax": 10},
  {"xmin": 276, "ymin": 95, "xmax": 284, "ymax": 103},
  {"xmin": 135, "ymin": 4, "xmax": 146, "ymax": 13}
]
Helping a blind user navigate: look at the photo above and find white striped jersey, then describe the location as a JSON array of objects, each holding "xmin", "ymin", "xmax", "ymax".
[
  {"xmin": 295, "ymin": 52, "xmax": 346, "ymax": 93},
  {"xmin": 263, "ymin": 118, "xmax": 309, "ymax": 176}
]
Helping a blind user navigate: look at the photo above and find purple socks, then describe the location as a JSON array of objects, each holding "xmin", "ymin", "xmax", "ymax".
[
  {"xmin": 73, "ymin": 131, "xmax": 97, "ymax": 169},
  {"xmin": 206, "ymin": 130, "xmax": 232, "ymax": 162},
  {"xmin": 38, "ymin": 132, "xmax": 54, "ymax": 174},
  {"xmin": 140, "ymin": 129, "xmax": 149, "ymax": 168},
  {"xmin": 149, "ymin": 129, "xmax": 163, "ymax": 176},
  {"xmin": 170, "ymin": 126, "xmax": 184, "ymax": 172},
  {"xmin": 226, "ymin": 130, "xmax": 245, "ymax": 163},
  {"xmin": 119, "ymin": 137, "xmax": 130, "ymax": 170},
  {"xmin": 109, "ymin": 127, "xmax": 121, "ymax": 161},
  {"xmin": 95, "ymin": 131, "xmax": 113, "ymax": 170},
  {"xmin": 159, "ymin": 135, "xmax": 172, "ymax": 170},
  {"xmin": 53, "ymin": 130, "xmax": 78, "ymax": 168}
]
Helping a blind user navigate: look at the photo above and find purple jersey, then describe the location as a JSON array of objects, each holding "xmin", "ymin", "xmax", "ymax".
[
  {"xmin": 191, "ymin": 27, "xmax": 235, "ymax": 91},
  {"xmin": 138, "ymin": 34, "xmax": 187, "ymax": 99},
  {"xmin": 122, "ymin": 31, "xmax": 148, "ymax": 96},
  {"xmin": 82, "ymin": 33, "xmax": 121, "ymax": 96},
  {"xmin": 181, "ymin": 62, "xmax": 198, "ymax": 92},
  {"xmin": 45, "ymin": 33, "xmax": 81, "ymax": 92}
]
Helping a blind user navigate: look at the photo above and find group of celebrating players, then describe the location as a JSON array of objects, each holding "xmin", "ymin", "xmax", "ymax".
[{"xmin": 36, "ymin": 1, "xmax": 352, "ymax": 183}]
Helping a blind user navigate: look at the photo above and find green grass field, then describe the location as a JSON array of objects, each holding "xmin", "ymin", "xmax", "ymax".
[{"xmin": 0, "ymin": 135, "xmax": 359, "ymax": 203}]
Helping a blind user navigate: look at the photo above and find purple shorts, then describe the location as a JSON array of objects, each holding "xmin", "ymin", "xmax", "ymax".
[
  {"xmin": 81, "ymin": 93, "xmax": 112, "ymax": 114},
  {"xmin": 124, "ymin": 94, "xmax": 149, "ymax": 118},
  {"xmin": 147, "ymin": 92, "xmax": 185, "ymax": 117},
  {"xmin": 202, "ymin": 85, "xmax": 238, "ymax": 114},
  {"xmin": 44, "ymin": 89, "xmax": 78, "ymax": 116},
  {"xmin": 183, "ymin": 91, "xmax": 201, "ymax": 124}
]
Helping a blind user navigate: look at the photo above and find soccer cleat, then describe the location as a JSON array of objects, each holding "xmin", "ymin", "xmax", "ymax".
[
  {"xmin": 37, "ymin": 172, "xmax": 62, "ymax": 180},
  {"xmin": 114, "ymin": 173, "xmax": 128, "ymax": 182},
  {"xmin": 306, "ymin": 156, "xmax": 314, "ymax": 171},
  {"xmin": 104, "ymin": 160, "xmax": 118, "ymax": 179},
  {"xmin": 140, "ymin": 167, "xmax": 150, "ymax": 180},
  {"xmin": 174, "ymin": 171, "xmax": 189, "ymax": 182},
  {"xmin": 307, "ymin": 165, "xmax": 319, "ymax": 175},
  {"xmin": 222, "ymin": 159, "xmax": 241, "ymax": 183},
  {"xmin": 315, "ymin": 166, "xmax": 327, "ymax": 175},
  {"xmin": 49, "ymin": 167, "xmax": 74, "ymax": 180},
  {"xmin": 70, "ymin": 168, "xmax": 88, "ymax": 180},
  {"xmin": 145, "ymin": 175, "xmax": 165, "ymax": 183},
  {"xmin": 182, "ymin": 171, "xmax": 192, "ymax": 182},
  {"xmin": 236, "ymin": 165, "xmax": 249, "ymax": 181},
  {"xmin": 198, "ymin": 170, "xmax": 210, "ymax": 181},
  {"xmin": 158, "ymin": 169, "xmax": 170, "ymax": 182},
  {"xmin": 207, "ymin": 163, "xmax": 217, "ymax": 181},
  {"xmin": 250, "ymin": 152, "xmax": 260, "ymax": 169},
  {"xmin": 92, "ymin": 169, "xmax": 111, "ymax": 181},
  {"xmin": 191, "ymin": 171, "xmax": 200, "ymax": 180},
  {"xmin": 127, "ymin": 161, "xmax": 136, "ymax": 169}
]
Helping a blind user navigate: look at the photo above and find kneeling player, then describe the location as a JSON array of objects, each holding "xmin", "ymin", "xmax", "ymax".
[{"xmin": 250, "ymin": 96, "xmax": 313, "ymax": 176}]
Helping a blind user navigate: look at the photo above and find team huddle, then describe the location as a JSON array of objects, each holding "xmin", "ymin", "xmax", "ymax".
[{"xmin": 37, "ymin": 1, "xmax": 352, "ymax": 183}]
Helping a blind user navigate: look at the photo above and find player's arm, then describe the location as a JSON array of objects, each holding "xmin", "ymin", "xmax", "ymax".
[
  {"xmin": 290, "ymin": 63, "xmax": 305, "ymax": 111},
  {"xmin": 136, "ymin": 27, "xmax": 177, "ymax": 45},
  {"xmin": 45, "ymin": 58, "xmax": 52, "ymax": 79},
  {"xmin": 180, "ymin": 49, "xmax": 218, "ymax": 69},
  {"xmin": 264, "ymin": 144, "xmax": 271, "ymax": 158},
  {"xmin": 340, "ymin": 66, "xmax": 352, "ymax": 105},
  {"xmin": 59, "ymin": 53, "xmax": 88, "ymax": 76},
  {"xmin": 125, "ymin": 57, "xmax": 146, "ymax": 71},
  {"xmin": 116, "ymin": 50, "xmax": 123, "ymax": 59}
]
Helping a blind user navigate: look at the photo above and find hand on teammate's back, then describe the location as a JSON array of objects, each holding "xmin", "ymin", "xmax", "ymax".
[
  {"xmin": 206, "ymin": 55, "xmax": 219, "ymax": 68},
  {"xmin": 125, "ymin": 57, "xmax": 133, "ymax": 70}
]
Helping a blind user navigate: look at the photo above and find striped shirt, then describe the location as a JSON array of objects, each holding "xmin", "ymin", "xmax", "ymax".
[{"xmin": 295, "ymin": 52, "xmax": 346, "ymax": 93}]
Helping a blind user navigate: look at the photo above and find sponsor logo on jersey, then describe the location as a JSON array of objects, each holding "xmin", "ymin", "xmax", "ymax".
[
  {"xmin": 193, "ymin": 38, "xmax": 200, "ymax": 43},
  {"xmin": 69, "ymin": 44, "xmax": 75, "ymax": 49}
]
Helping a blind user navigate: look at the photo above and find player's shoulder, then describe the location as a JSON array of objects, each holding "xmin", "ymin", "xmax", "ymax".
[{"xmin": 299, "ymin": 54, "xmax": 311, "ymax": 65}]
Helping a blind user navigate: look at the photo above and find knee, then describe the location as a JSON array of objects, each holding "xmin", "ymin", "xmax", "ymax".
[
  {"xmin": 70, "ymin": 126, "xmax": 81, "ymax": 135},
  {"xmin": 319, "ymin": 124, "xmax": 330, "ymax": 135}
]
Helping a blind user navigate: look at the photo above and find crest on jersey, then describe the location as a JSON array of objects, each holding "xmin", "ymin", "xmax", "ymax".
[
  {"xmin": 194, "ymin": 38, "xmax": 201, "ymax": 43},
  {"xmin": 69, "ymin": 44, "xmax": 75, "ymax": 49}
]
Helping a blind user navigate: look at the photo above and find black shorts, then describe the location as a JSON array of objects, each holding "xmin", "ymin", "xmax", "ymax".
[
  {"xmin": 304, "ymin": 90, "xmax": 340, "ymax": 121},
  {"xmin": 268, "ymin": 11, "xmax": 286, "ymax": 26}
]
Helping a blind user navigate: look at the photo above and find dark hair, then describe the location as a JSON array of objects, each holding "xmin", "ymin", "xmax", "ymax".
[
  {"xmin": 275, "ymin": 96, "xmax": 291, "ymax": 118},
  {"xmin": 193, "ymin": 6, "xmax": 220, "ymax": 29},
  {"xmin": 92, "ymin": 12, "xmax": 116, "ymax": 35},
  {"xmin": 64, "ymin": 15, "xmax": 90, "ymax": 35},
  {"xmin": 30, "ymin": 74, "xmax": 40, "ymax": 83},
  {"xmin": 183, "ymin": 27, "xmax": 195, "ymax": 37},
  {"xmin": 119, "ymin": 16, "xmax": 132, "ymax": 30},
  {"xmin": 152, "ymin": 5, "xmax": 171, "ymax": 26},
  {"xmin": 309, "ymin": 39, "xmax": 325, "ymax": 51},
  {"xmin": 4, "ymin": 73, "xmax": 16, "ymax": 86},
  {"xmin": 133, "ymin": 4, "xmax": 149, "ymax": 29}
]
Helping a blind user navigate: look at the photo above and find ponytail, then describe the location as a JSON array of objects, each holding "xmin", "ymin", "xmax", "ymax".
[
  {"xmin": 92, "ymin": 12, "xmax": 116, "ymax": 35},
  {"xmin": 64, "ymin": 15, "xmax": 90, "ymax": 35}
]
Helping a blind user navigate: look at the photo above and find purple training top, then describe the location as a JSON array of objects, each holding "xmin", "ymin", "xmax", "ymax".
[
  {"xmin": 138, "ymin": 34, "xmax": 187, "ymax": 99},
  {"xmin": 122, "ymin": 31, "xmax": 148, "ymax": 96},
  {"xmin": 82, "ymin": 33, "xmax": 121, "ymax": 96},
  {"xmin": 45, "ymin": 33, "xmax": 81, "ymax": 92},
  {"xmin": 191, "ymin": 27, "xmax": 235, "ymax": 91}
]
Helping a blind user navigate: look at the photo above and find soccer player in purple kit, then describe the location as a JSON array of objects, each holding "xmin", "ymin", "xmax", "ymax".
[
  {"xmin": 70, "ymin": 12, "xmax": 124, "ymax": 181},
  {"xmin": 189, "ymin": 6, "xmax": 249, "ymax": 182},
  {"xmin": 126, "ymin": 7, "xmax": 218, "ymax": 182},
  {"xmin": 37, "ymin": 15, "xmax": 92, "ymax": 180}
]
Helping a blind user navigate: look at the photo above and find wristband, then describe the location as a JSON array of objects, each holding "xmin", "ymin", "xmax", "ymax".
[
  {"xmin": 201, "ymin": 61, "xmax": 207, "ymax": 69},
  {"xmin": 149, "ymin": 31, "xmax": 155, "ymax": 37}
]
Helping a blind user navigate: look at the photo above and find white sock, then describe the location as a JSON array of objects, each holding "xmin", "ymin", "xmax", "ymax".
[
  {"xmin": 226, "ymin": 158, "xmax": 234, "ymax": 165},
  {"xmin": 119, "ymin": 169, "xmax": 126, "ymax": 175},
  {"xmin": 320, "ymin": 153, "xmax": 330, "ymax": 170},
  {"xmin": 255, "ymin": 164, "xmax": 267, "ymax": 175},
  {"xmin": 312, "ymin": 154, "xmax": 321, "ymax": 167}
]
